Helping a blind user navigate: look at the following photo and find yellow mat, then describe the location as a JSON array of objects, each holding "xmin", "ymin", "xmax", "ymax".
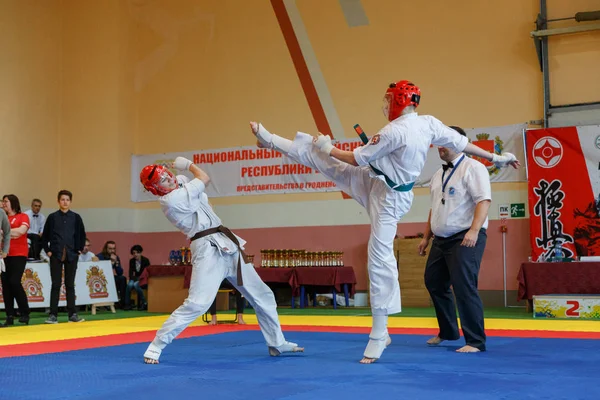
[{"xmin": 2, "ymin": 314, "xmax": 600, "ymax": 347}]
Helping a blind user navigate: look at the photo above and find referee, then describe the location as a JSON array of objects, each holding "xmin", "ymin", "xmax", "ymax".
[{"xmin": 418, "ymin": 126, "xmax": 491, "ymax": 353}]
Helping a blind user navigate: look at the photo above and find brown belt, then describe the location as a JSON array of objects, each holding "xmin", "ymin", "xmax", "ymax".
[{"xmin": 190, "ymin": 225, "xmax": 248, "ymax": 286}]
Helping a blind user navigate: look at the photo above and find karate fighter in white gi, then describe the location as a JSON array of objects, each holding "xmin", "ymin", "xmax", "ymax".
[
  {"xmin": 251, "ymin": 80, "xmax": 520, "ymax": 364},
  {"xmin": 140, "ymin": 157, "xmax": 303, "ymax": 364}
]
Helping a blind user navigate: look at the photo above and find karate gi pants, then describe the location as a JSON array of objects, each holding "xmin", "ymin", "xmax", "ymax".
[
  {"xmin": 154, "ymin": 238, "xmax": 286, "ymax": 348},
  {"xmin": 288, "ymin": 132, "xmax": 413, "ymax": 316}
]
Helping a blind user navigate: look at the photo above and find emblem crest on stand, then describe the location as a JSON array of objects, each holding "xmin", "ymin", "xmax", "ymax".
[
  {"xmin": 86, "ymin": 266, "xmax": 109, "ymax": 298},
  {"xmin": 21, "ymin": 267, "xmax": 44, "ymax": 302}
]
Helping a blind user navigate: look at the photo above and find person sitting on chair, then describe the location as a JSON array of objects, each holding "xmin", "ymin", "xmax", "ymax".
[{"xmin": 125, "ymin": 244, "xmax": 150, "ymax": 310}]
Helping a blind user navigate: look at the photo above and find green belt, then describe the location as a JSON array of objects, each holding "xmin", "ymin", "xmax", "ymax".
[{"xmin": 369, "ymin": 164, "xmax": 415, "ymax": 192}]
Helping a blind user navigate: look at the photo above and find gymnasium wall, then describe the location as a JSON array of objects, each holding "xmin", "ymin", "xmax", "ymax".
[{"xmin": 2, "ymin": 0, "xmax": 599, "ymax": 305}]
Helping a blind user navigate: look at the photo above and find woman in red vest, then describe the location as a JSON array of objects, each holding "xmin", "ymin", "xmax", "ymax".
[{"xmin": 1, "ymin": 194, "xmax": 30, "ymax": 327}]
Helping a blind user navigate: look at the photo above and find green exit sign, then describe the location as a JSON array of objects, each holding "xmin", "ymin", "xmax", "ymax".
[{"xmin": 510, "ymin": 203, "xmax": 525, "ymax": 218}]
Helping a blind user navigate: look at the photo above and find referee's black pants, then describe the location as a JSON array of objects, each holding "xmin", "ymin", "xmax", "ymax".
[{"xmin": 424, "ymin": 228, "xmax": 487, "ymax": 351}]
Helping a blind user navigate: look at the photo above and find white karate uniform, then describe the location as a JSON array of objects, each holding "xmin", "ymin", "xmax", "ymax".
[
  {"xmin": 153, "ymin": 178, "xmax": 286, "ymax": 348},
  {"xmin": 287, "ymin": 113, "xmax": 468, "ymax": 316}
]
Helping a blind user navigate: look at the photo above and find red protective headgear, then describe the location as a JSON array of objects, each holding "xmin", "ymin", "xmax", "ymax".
[
  {"xmin": 140, "ymin": 164, "xmax": 176, "ymax": 196},
  {"xmin": 383, "ymin": 80, "xmax": 421, "ymax": 121}
]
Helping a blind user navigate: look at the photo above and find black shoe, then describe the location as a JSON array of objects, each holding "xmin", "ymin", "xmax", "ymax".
[
  {"xmin": 45, "ymin": 314, "xmax": 58, "ymax": 324},
  {"xmin": 18, "ymin": 315, "xmax": 30, "ymax": 325},
  {"xmin": 0, "ymin": 317, "xmax": 14, "ymax": 327},
  {"xmin": 68, "ymin": 314, "xmax": 85, "ymax": 323}
]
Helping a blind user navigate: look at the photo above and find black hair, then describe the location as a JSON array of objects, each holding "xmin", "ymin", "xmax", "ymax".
[{"xmin": 449, "ymin": 126, "xmax": 467, "ymax": 137}]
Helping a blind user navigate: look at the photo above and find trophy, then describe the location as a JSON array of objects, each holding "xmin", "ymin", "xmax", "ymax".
[{"xmin": 169, "ymin": 250, "xmax": 178, "ymax": 266}]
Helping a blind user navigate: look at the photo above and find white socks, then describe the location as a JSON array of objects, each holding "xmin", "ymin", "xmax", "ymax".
[
  {"xmin": 255, "ymin": 123, "xmax": 292, "ymax": 154},
  {"xmin": 370, "ymin": 314, "xmax": 389, "ymax": 339}
]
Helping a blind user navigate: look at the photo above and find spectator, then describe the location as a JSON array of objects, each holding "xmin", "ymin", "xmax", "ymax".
[
  {"xmin": 125, "ymin": 244, "xmax": 150, "ymax": 310},
  {"xmin": 41, "ymin": 190, "xmax": 86, "ymax": 324},
  {"xmin": 1, "ymin": 194, "xmax": 30, "ymax": 327},
  {"xmin": 0, "ymin": 208, "xmax": 10, "ymax": 260},
  {"xmin": 0, "ymin": 209, "xmax": 10, "ymax": 316},
  {"xmin": 25, "ymin": 198, "xmax": 45, "ymax": 259},
  {"xmin": 97, "ymin": 241, "xmax": 126, "ymax": 308},
  {"xmin": 79, "ymin": 238, "xmax": 98, "ymax": 262}
]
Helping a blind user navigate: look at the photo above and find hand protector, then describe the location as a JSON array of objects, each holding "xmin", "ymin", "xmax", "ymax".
[
  {"xmin": 312, "ymin": 134, "xmax": 335, "ymax": 155},
  {"xmin": 491, "ymin": 152, "xmax": 517, "ymax": 168},
  {"xmin": 173, "ymin": 156, "xmax": 193, "ymax": 171}
]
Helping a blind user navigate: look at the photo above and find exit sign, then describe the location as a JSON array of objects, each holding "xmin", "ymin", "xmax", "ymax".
[{"xmin": 510, "ymin": 203, "xmax": 525, "ymax": 218}]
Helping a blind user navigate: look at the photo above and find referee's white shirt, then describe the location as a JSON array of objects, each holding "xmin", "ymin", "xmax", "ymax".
[
  {"xmin": 25, "ymin": 209, "xmax": 45, "ymax": 235},
  {"xmin": 430, "ymin": 154, "xmax": 492, "ymax": 238}
]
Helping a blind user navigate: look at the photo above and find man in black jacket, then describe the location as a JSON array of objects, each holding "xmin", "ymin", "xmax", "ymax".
[
  {"xmin": 41, "ymin": 190, "xmax": 86, "ymax": 324},
  {"xmin": 125, "ymin": 244, "xmax": 150, "ymax": 310}
]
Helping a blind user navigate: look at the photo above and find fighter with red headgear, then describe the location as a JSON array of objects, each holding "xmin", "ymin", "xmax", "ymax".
[
  {"xmin": 139, "ymin": 164, "xmax": 179, "ymax": 196},
  {"xmin": 382, "ymin": 80, "xmax": 421, "ymax": 122},
  {"xmin": 140, "ymin": 157, "xmax": 303, "ymax": 364},
  {"xmin": 251, "ymin": 80, "xmax": 519, "ymax": 364}
]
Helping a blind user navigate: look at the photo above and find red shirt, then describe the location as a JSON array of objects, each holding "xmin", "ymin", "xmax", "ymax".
[{"xmin": 7, "ymin": 213, "xmax": 30, "ymax": 257}]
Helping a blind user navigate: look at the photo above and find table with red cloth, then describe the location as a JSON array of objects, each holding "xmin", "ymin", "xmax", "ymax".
[
  {"xmin": 139, "ymin": 265, "xmax": 192, "ymax": 288},
  {"xmin": 256, "ymin": 266, "xmax": 357, "ymax": 309},
  {"xmin": 517, "ymin": 262, "xmax": 600, "ymax": 307},
  {"xmin": 139, "ymin": 265, "xmax": 357, "ymax": 309}
]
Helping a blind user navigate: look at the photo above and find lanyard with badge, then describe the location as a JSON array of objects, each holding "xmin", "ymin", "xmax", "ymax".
[{"xmin": 441, "ymin": 155, "xmax": 465, "ymax": 205}]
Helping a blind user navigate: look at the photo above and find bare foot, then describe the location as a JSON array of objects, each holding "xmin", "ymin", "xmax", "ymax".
[
  {"xmin": 249, "ymin": 121, "xmax": 271, "ymax": 148},
  {"xmin": 359, "ymin": 336, "xmax": 392, "ymax": 364},
  {"xmin": 208, "ymin": 316, "xmax": 217, "ymax": 326},
  {"xmin": 456, "ymin": 345, "xmax": 481, "ymax": 353},
  {"xmin": 237, "ymin": 314, "xmax": 246, "ymax": 325},
  {"xmin": 144, "ymin": 357, "xmax": 159, "ymax": 364},
  {"xmin": 250, "ymin": 122, "xmax": 263, "ymax": 147},
  {"xmin": 250, "ymin": 121, "xmax": 258, "ymax": 134},
  {"xmin": 427, "ymin": 336, "xmax": 444, "ymax": 346}
]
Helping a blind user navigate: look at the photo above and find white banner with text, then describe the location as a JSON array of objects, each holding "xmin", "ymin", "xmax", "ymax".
[{"xmin": 131, "ymin": 123, "xmax": 526, "ymax": 201}]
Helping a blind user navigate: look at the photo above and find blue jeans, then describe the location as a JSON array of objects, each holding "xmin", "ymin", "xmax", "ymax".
[{"xmin": 125, "ymin": 280, "xmax": 146, "ymax": 307}]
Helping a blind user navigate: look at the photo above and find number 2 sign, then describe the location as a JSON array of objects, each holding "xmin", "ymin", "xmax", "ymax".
[{"xmin": 566, "ymin": 300, "xmax": 580, "ymax": 317}]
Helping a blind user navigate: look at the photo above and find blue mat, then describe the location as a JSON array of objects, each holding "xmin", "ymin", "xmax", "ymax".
[{"xmin": 1, "ymin": 331, "xmax": 599, "ymax": 400}]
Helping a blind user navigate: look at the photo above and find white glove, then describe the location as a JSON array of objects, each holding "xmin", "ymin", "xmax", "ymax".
[
  {"xmin": 173, "ymin": 156, "xmax": 193, "ymax": 171},
  {"xmin": 491, "ymin": 152, "xmax": 517, "ymax": 168},
  {"xmin": 0, "ymin": 257, "xmax": 5, "ymax": 273},
  {"xmin": 312, "ymin": 134, "xmax": 335, "ymax": 155}
]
